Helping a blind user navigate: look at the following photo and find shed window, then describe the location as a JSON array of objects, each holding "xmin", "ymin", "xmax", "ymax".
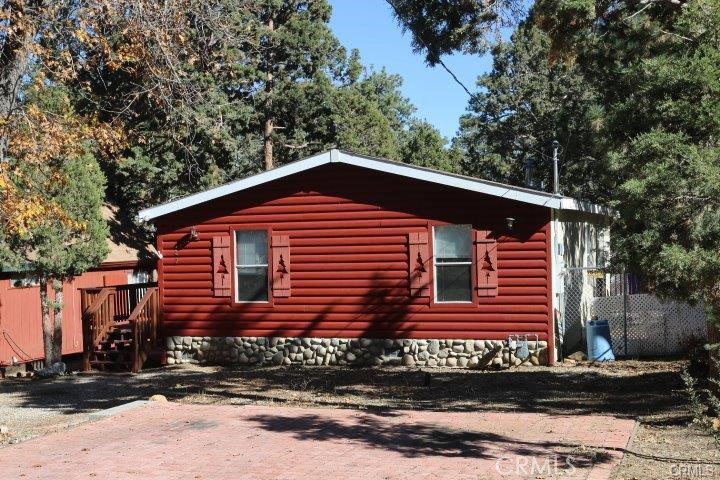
[
  {"xmin": 235, "ymin": 230, "xmax": 269, "ymax": 302},
  {"xmin": 434, "ymin": 224, "xmax": 472, "ymax": 302}
]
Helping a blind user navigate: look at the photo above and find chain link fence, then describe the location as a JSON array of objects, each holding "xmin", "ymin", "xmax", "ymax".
[{"xmin": 559, "ymin": 268, "xmax": 708, "ymax": 357}]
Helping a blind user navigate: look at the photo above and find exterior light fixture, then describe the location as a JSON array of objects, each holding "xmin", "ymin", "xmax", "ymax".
[
  {"xmin": 506, "ymin": 217, "xmax": 515, "ymax": 230},
  {"xmin": 189, "ymin": 227, "xmax": 199, "ymax": 241}
]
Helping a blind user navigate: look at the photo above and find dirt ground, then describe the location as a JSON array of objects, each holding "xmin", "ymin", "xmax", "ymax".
[{"xmin": 0, "ymin": 359, "xmax": 717, "ymax": 479}]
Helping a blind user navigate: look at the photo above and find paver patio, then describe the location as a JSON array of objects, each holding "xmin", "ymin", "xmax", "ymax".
[{"xmin": 0, "ymin": 402, "xmax": 635, "ymax": 480}]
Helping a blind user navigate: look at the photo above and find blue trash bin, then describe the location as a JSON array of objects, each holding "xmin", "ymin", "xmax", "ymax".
[{"xmin": 587, "ymin": 319, "xmax": 615, "ymax": 361}]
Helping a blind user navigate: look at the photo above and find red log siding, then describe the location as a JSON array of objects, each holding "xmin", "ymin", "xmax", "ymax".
[
  {"xmin": 0, "ymin": 268, "xmax": 133, "ymax": 366},
  {"xmin": 156, "ymin": 164, "xmax": 552, "ymax": 341}
]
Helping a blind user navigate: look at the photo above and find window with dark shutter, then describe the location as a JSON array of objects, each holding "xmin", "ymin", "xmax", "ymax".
[
  {"xmin": 433, "ymin": 225, "xmax": 473, "ymax": 302},
  {"xmin": 234, "ymin": 230, "xmax": 269, "ymax": 302}
]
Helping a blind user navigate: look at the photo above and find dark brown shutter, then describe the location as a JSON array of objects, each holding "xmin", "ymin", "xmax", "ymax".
[
  {"xmin": 271, "ymin": 234, "xmax": 291, "ymax": 297},
  {"xmin": 408, "ymin": 232, "xmax": 430, "ymax": 297},
  {"xmin": 212, "ymin": 235, "xmax": 232, "ymax": 297},
  {"xmin": 474, "ymin": 229, "xmax": 498, "ymax": 297}
]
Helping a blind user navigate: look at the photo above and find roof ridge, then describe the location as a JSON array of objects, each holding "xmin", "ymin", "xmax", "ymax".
[{"xmin": 138, "ymin": 149, "xmax": 611, "ymax": 221}]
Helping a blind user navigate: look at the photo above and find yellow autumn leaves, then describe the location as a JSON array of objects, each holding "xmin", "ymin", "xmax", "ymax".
[{"xmin": 1, "ymin": 87, "xmax": 124, "ymax": 239}]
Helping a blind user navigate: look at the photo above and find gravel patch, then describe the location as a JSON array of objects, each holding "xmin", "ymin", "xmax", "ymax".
[{"xmin": 0, "ymin": 359, "xmax": 713, "ymax": 479}]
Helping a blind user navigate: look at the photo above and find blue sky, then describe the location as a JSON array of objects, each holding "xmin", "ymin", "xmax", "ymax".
[{"xmin": 328, "ymin": 0, "xmax": 493, "ymax": 140}]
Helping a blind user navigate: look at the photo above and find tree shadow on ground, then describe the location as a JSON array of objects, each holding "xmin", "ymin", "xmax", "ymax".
[
  {"xmin": 1, "ymin": 361, "xmax": 688, "ymax": 428},
  {"xmin": 242, "ymin": 410, "xmax": 606, "ymax": 468}
]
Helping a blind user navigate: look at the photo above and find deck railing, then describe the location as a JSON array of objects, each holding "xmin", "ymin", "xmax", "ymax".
[
  {"xmin": 129, "ymin": 287, "xmax": 160, "ymax": 372},
  {"xmin": 80, "ymin": 282, "xmax": 159, "ymax": 372}
]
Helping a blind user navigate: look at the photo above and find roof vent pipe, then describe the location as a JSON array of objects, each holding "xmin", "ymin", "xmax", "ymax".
[
  {"xmin": 524, "ymin": 157, "xmax": 535, "ymax": 189},
  {"xmin": 552, "ymin": 140, "xmax": 561, "ymax": 195}
]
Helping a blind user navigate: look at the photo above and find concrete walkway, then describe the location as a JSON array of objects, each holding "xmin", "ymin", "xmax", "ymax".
[{"xmin": 0, "ymin": 403, "xmax": 635, "ymax": 479}]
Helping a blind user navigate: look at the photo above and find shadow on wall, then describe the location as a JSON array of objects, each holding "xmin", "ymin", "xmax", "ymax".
[
  {"xmin": 182, "ymin": 228, "xmax": 541, "ymax": 343},
  {"xmin": 196, "ymin": 270, "xmax": 422, "ymax": 342},
  {"xmin": 161, "ymin": 162, "xmax": 548, "ymax": 344}
]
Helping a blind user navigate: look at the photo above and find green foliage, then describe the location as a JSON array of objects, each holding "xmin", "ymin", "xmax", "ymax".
[
  {"xmin": 591, "ymin": 1, "xmax": 720, "ymax": 308},
  {"xmin": 456, "ymin": 19, "xmax": 607, "ymax": 201},
  {"xmin": 401, "ymin": 120, "xmax": 463, "ymax": 173},
  {"xmin": 73, "ymin": 1, "xmax": 460, "ymax": 220},
  {"xmin": 455, "ymin": 0, "xmax": 720, "ymax": 309},
  {"xmin": 611, "ymin": 132, "xmax": 720, "ymax": 303},
  {"xmin": 331, "ymin": 69, "xmax": 413, "ymax": 161},
  {"xmin": 683, "ymin": 354, "xmax": 720, "ymax": 444},
  {"xmin": 3, "ymin": 152, "xmax": 109, "ymax": 279},
  {"xmin": 36, "ymin": 153, "xmax": 109, "ymax": 277},
  {"xmin": 387, "ymin": 0, "xmax": 526, "ymax": 65},
  {"xmin": 1, "ymin": 87, "xmax": 109, "ymax": 279}
]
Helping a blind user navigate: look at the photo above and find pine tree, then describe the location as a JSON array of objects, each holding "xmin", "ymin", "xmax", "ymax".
[
  {"xmin": 455, "ymin": 19, "xmax": 606, "ymax": 201},
  {"xmin": 593, "ymin": 0, "xmax": 720, "ymax": 306},
  {"xmin": 1, "ymin": 86, "xmax": 109, "ymax": 366},
  {"xmin": 387, "ymin": 0, "xmax": 526, "ymax": 65},
  {"xmin": 401, "ymin": 120, "xmax": 463, "ymax": 173}
]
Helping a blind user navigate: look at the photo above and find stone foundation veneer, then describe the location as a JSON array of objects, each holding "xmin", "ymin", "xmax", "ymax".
[{"xmin": 165, "ymin": 336, "xmax": 548, "ymax": 368}]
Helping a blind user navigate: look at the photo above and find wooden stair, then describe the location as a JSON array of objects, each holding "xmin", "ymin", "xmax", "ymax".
[
  {"xmin": 80, "ymin": 283, "xmax": 159, "ymax": 373},
  {"xmin": 89, "ymin": 323, "xmax": 133, "ymax": 371}
]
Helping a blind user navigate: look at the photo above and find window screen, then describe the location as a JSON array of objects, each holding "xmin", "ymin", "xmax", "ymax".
[
  {"xmin": 434, "ymin": 225, "xmax": 472, "ymax": 302},
  {"xmin": 235, "ymin": 230, "xmax": 268, "ymax": 302}
]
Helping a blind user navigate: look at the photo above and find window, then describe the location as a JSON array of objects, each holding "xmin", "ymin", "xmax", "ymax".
[
  {"xmin": 10, "ymin": 277, "xmax": 39, "ymax": 288},
  {"xmin": 434, "ymin": 224, "xmax": 472, "ymax": 302},
  {"xmin": 128, "ymin": 270, "xmax": 152, "ymax": 284},
  {"xmin": 235, "ymin": 230, "xmax": 269, "ymax": 302}
]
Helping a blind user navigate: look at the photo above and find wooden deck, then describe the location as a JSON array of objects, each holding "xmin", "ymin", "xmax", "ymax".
[{"xmin": 80, "ymin": 283, "xmax": 159, "ymax": 372}]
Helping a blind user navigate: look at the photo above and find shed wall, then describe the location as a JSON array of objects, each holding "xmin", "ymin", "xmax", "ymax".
[
  {"xmin": 0, "ymin": 268, "xmax": 133, "ymax": 366},
  {"xmin": 156, "ymin": 164, "xmax": 552, "ymax": 341}
]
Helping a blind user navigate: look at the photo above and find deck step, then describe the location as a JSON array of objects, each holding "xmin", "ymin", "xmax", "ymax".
[
  {"xmin": 81, "ymin": 284, "xmax": 159, "ymax": 373},
  {"xmin": 92, "ymin": 350, "xmax": 130, "ymax": 357},
  {"xmin": 89, "ymin": 360, "xmax": 132, "ymax": 366}
]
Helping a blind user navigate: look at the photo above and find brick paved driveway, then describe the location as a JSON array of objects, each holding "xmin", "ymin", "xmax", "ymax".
[{"xmin": 0, "ymin": 403, "xmax": 634, "ymax": 480}]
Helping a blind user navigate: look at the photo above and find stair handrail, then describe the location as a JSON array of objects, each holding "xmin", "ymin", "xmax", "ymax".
[
  {"xmin": 80, "ymin": 282, "xmax": 158, "ymax": 372},
  {"xmin": 81, "ymin": 287, "xmax": 118, "ymax": 371},
  {"xmin": 82, "ymin": 287, "xmax": 113, "ymax": 319},
  {"xmin": 128, "ymin": 287, "xmax": 159, "ymax": 372}
]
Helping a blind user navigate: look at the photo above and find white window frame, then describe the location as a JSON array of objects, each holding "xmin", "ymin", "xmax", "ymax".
[
  {"xmin": 127, "ymin": 269, "xmax": 152, "ymax": 284},
  {"xmin": 9, "ymin": 277, "xmax": 40, "ymax": 288},
  {"xmin": 233, "ymin": 229, "xmax": 270, "ymax": 303},
  {"xmin": 432, "ymin": 224, "xmax": 473, "ymax": 304}
]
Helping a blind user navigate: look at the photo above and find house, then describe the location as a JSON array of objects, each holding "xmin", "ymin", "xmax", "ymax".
[
  {"xmin": 138, "ymin": 149, "xmax": 611, "ymax": 368},
  {"xmin": 0, "ymin": 205, "xmax": 156, "ymax": 371}
]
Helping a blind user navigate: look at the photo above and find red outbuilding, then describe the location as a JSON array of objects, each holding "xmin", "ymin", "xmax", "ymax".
[
  {"xmin": 0, "ymin": 205, "xmax": 156, "ymax": 371},
  {"xmin": 139, "ymin": 150, "xmax": 610, "ymax": 368}
]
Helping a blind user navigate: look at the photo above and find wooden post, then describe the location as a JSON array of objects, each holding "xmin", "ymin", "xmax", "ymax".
[
  {"xmin": 132, "ymin": 319, "xmax": 140, "ymax": 373},
  {"xmin": 81, "ymin": 290, "xmax": 91, "ymax": 372}
]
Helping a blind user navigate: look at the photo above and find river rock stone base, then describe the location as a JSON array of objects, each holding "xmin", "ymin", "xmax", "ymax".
[{"xmin": 165, "ymin": 336, "xmax": 548, "ymax": 368}]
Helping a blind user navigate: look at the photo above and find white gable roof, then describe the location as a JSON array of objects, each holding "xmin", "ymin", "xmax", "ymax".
[{"xmin": 138, "ymin": 149, "xmax": 612, "ymax": 221}]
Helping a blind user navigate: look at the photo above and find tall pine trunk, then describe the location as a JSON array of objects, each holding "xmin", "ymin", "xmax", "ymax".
[
  {"xmin": 264, "ymin": 116, "xmax": 274, "ymax": 170},
  {"xmin": 263, "ymin": 16, "xmax": 275, "ymax": 171},
  {"xmin": 53, "ymin": 280, "xmax": 63, "ymax": 364},
  {"xmin": 40, "ymin": 277, "xmax": 62, "ymax": 366},
  {"xmin": 0, "ymin": 1, "xmax": 36, "ymax": 162}
]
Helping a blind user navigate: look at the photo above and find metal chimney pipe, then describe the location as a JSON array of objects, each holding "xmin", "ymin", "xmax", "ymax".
[
  {"xmin": 524, "ymin": 157, "xmax": 535, "ymax": 189},
  {"xmin": 552, "ymin": 140, "xmax": 560, "ymax": 195}
]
